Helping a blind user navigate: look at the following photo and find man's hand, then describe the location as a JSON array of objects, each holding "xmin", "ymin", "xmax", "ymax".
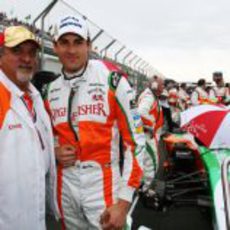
[
  {"xmin": 100, "ymin": 199, "xmax": 131, "ymax": 230},
  {"xmin": 55, "ymin": 145, "xmax": 76, "ymax": 168}
]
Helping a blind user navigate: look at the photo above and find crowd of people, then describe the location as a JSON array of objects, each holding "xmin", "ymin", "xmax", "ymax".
[
  {"xmin": 0, "ymin": 13, "xmax": 229, "ymax": 230},
  {"xmin": 0, "ymin": 11, "xmax": 52, "ymax": 38},
  {"xmin": 154, "ymin": 72, "xmax": 230, "ymax": 130}
]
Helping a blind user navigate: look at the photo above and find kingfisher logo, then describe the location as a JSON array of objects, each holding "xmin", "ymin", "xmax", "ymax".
[
  {"xmin": 51, "ymin": 107, "xmax": 67, "ymax": 121},
  {"xmin": 8, "ymin": 124, "xmax": 22, "ymax": 130},
  {"xmin": 78, "ymin": 103, "xmax": 106, "ymax": 116},
  {"xmin": 51, "ymin": 103, "xmax": 107, "ymax": 121}
]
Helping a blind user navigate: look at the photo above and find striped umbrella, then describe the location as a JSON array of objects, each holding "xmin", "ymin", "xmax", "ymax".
[{"xmin": 180, "ymin": 104, "xmax": 230, "ymax": 148}]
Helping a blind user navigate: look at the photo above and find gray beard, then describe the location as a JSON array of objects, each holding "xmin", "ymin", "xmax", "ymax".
[{"xmin": 16, "ymin": 71, "xmax": 33, "ymax": 83}]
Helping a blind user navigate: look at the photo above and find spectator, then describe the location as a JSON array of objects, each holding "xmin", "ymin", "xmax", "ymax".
[
  {"xmin": 137, "ymin": 75, "xmax": 164, "ymax": 190},
  {"xmin": 178, "ymin": 83, "xmax": 190, "ymax": 110},
  {"xmin": 191, "ymin": 78, "xmax": 209, "ymax": 106},
  {"xmin": 209, "ymin": 71, "xmax": 229, "ymax": 104}
]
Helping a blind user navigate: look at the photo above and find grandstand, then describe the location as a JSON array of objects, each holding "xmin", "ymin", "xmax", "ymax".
[{"xmin": 0, "ymin": 0, "xmax": 163, "ymax": 94}]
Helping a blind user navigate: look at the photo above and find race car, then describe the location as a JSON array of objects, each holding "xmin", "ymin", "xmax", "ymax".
[{"xmin": 141, "ymin": 130, "xmax": 230, "ymax": 230}]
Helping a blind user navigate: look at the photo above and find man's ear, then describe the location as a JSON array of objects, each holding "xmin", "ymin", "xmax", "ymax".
[
  {"xmin": 53, "ymin": 41, "xmax": 58, "ymax": 54},
  {"xmin": 88, "ymin": 40, "xmax": 92, "ymax": 50},
  {"xmin": 0, "ymin": 47, "xmax": 4, "ymax": 66},
  {"xmin": 87, "ymin": 41, "xmax": 92, "ymax": 56}
]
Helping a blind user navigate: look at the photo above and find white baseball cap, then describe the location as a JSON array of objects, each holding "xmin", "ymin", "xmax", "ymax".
[{"xmin": 54, "ymin": 15, "xmax": 89, "ymax": 41}]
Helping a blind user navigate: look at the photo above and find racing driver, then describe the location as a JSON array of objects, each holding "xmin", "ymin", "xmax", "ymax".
[{"xmin": 43, "ymin": 15, "xmax": 145, "ymax": 229}]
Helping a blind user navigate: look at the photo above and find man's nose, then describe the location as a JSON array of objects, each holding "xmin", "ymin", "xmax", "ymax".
[
  {"xmin": 20, "ymin": 53, "xmax": 32, "ymax": 63},
  {"xmin": 68, "ymin": 45, "xmax": 78, "ymax": 53}
]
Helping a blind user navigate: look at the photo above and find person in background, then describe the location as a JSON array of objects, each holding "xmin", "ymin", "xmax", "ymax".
[
  {"xmin": 209, "ymin": 71, "xmax": 229, "ymax": 104},
  {"xmin": 137, "ymin": 75, "xmax": 164, "ymax": 191},
  {"xmin": 0, "ymin": 25, "xmax": 59, "ymax": 230},
  {"xmin": 43, "ymin": 15, "xmax": 145, "ymax": 230},
  {"xmin": 191, "ymin": 78, "xmax": 209, "ymax": 106},
  {"xmin": 159, "ymin": 88, "xmax": 175, "ymax": 132},
  {"xmin": 168, "ymin": 87, "xmax": 181, "ymax": 125},
  {"xmin": 178, "ymin": 83, "xmax": 190, "ymax": 110}
]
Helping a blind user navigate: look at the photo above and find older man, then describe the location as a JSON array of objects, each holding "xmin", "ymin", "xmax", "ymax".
[{"xmin": 0, "ymin": 25, "xmax": 59, "ymax": 230}]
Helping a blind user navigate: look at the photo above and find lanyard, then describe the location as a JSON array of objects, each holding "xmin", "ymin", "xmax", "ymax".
[
  {"xmin": 22, "ymin": 93, "xmax": 36, "ymax": 122},
  {"xmin": 21, "ymin": 93, "xmax": 45, "ymax": 150}
]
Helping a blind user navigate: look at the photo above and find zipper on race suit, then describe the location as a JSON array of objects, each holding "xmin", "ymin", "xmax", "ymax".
[{"xmin": 68, "ymin": 88, "xmax": 79, "ymax": 141}]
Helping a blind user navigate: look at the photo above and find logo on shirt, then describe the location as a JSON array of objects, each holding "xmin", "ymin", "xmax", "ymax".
[
  {"xmin": 49, "ymin": 97, "xmax": 60, "ymax": 103},
  {"xmin": 92, "ymin": 94, "xmax": 104, "ymax": 102},
  {"xmin": 51, "ymin": 103, "xmax": 107, "ymax": 121},
  {"xmin": 87, "ymin": 87, "xmax": 106, "ymax": 95},
  {"xmin": 8, "ymin": 124, "xmax": 22, "ymax": 130},
  {"xmin": 129, "ymin": 99, "xmax": 137, "ymax": 109},
  {"xmin": 132, "ymin": 113, "xmax": 143, "ymax": 134},
  {"xmin": 50, "ymin": 88, "xmax": 61, "ymax": 93},
  {"xmin": 110, "ymin": 72, "xmax": 122, "ymax": 89}
]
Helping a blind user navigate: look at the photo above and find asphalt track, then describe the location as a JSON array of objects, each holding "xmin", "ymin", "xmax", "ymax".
[
  {"xmin": 46, "ymin": 200, "xmax": 213, "ymax": 230},
  {"xmin": 131, "ymin": 138, "xmax": 213, "ymax": 230},
  {"xmin": 131, "ymin": 197, "xmax": 213, "ymax": 230}
]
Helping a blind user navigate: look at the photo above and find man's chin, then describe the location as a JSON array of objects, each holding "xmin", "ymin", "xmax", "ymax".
[
  {"xmin": 66, "ymin": 64, "xmax": 83, "ymax": 73},
  {"xmin": 16, "ymin": 73, "xmax": 33, "ymax": 83}
]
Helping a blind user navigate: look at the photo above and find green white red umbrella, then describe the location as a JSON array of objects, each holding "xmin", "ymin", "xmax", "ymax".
[{"xmin": 180, "ymin": 104, "xmax": 230, "ymax": 148}]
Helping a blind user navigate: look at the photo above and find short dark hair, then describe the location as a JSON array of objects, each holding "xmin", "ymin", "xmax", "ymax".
[
  {"xmin": 213, "ymin": 71, "xmax": 223, "ymax": 81},
  {"xmin": 213, "ymin": 71, "xmax": 223, "ymax": 77},
  {"xmin": 197, "ymin": 79, "xmax": 206, "ymax": 86},
  {"xmin": 180, "ymin": 83, "xmax": 186, "ymax": 88}
]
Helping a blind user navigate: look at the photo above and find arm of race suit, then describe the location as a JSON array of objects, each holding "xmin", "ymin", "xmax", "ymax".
[
  {"xmin": 142, "ymin": 137, "xmax": 157, "ymax": 191},
  {"xmin": 137, "ymin": 92, "xmax": 158, "ymax": 190},
  {"xmin": 137, "ymin": 90, "xmax": 156, "ymax": 128},
  {"xmin": 112, "ymin": 74, "xmax": 145, "ymax": 203}
]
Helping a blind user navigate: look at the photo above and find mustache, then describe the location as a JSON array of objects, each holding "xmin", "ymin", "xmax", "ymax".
[{"xmin": 18, "ymin": 65, "xmax": 33, "ymax": 71}]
